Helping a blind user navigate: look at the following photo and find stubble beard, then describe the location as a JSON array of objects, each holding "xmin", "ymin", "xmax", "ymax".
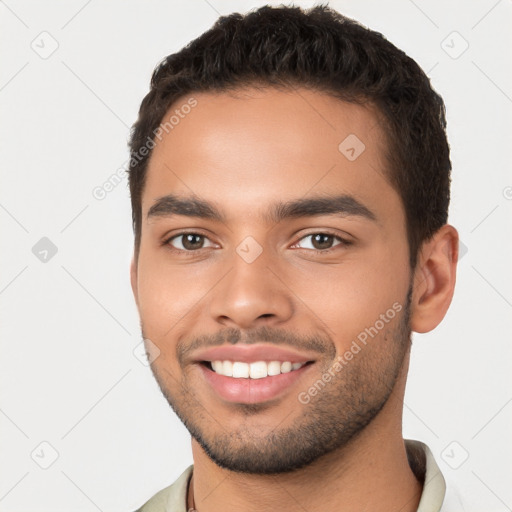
[{"xmin": 147, "ymin": 288, "xmax": 412, "ymax": 475}]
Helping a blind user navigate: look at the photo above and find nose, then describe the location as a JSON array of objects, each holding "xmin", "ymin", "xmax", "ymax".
[{"xmin": 208, "ymin": 247, "xmax": 294, "ymax": 330}]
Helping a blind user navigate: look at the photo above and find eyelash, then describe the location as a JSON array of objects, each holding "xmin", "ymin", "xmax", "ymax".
[{"xmin": 162, "ymin": 230, "xmax": 352, "ymax": 256}]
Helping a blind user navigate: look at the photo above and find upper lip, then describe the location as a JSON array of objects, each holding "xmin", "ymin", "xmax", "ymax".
[{"xmin": 192, "ymin": 344, "xmax": 318, "ymax": 364}]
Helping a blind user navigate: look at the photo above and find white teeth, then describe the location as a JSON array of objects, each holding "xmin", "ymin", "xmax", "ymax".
[
  {"xmin": 222, "ymin": 360, "xmax": 233, "ymax": 377},
  {"xmin": 232, "ymin": 362, "xmax": 249, "ymax": 378},
  {"xmin": 267, "ymin": 361, "xmax": 281, "ymax": 376},
  {"xmin": 249, "ymin": 361, "xmax": 267, "ymax": 379},
  {"xmin": 210, "ymin": 360, "xmax": 307, "ymax": 378},
  {"xmin": 212, "ymin": 361, "xmax": 223, "ymax": 373},
  {"xmin": 281, "ymin": 361, "xmax": 292, "ymax": 373}
]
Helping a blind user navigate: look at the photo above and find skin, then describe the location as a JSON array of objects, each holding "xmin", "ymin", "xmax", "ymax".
[{"xmin": 130, "ymin": 87, "xmax": 458, "ymax": 512}]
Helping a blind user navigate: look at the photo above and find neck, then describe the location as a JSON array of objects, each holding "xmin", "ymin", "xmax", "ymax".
[{"xmin": 189, "ymin": 356, "xmax": 422, "ymax": 512}]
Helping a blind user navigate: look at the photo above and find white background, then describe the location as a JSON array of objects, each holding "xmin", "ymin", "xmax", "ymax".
[{"xmin": 1, "ymin": 1, "xmax": 511, "ymax": 510}]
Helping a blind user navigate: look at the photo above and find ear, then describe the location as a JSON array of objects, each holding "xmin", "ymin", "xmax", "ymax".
[
  {"xmin": 410, "ymin": 224, "xmax": 459, "ymax": 333},
  {"xmin": 130, "ymin": 255, "xmax": 139, "ymax": 309}
]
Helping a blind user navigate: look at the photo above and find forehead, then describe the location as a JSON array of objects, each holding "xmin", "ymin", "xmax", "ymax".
[{"xmin": 142, "ymin": 87, "xmax": 402, "ymax": 225}]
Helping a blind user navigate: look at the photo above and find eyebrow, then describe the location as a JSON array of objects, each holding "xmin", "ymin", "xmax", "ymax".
[{"xmin": 147, "ymin": 193, "xmax": 377, "ymax": 224}]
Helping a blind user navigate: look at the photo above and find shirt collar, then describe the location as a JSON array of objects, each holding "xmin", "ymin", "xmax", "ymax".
[{"xmin": 405, "ymin": 439, "xmax": 447, "ymax": 512}]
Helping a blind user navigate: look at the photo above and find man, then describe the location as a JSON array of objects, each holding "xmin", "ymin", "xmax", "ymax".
[{"xmin": 128, "ymin": 5, "xmax": 460, "ymax": 511}]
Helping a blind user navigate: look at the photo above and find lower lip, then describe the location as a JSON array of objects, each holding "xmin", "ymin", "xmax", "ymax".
[{"xmin": 199, "ymin": 363, "xmax": 313, "ymax": 404}]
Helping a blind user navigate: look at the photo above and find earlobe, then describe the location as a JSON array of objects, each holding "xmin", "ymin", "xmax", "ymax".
[{"xmin": 410, "ymin": 225, "xmax": 459, "ymax": 333}]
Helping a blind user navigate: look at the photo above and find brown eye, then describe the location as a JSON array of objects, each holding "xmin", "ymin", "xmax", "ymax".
[
  {"xmin": 311, "ymin": 233, "xmax": 335, "ymax": 250},
  {"xmin": 295, "ymin": 233, "xmax": 348, "ymax": 251},
  {"xmin": 167, "ymin": 233, "xmax": 214, "ymax": 251}
]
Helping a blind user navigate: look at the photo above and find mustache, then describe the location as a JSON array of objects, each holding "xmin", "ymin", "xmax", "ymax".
[{"xmin": 176, "ymin": 325, "xmax": 335, "ymax": 365}]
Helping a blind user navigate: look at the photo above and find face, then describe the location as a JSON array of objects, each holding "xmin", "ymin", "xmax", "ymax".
[{"xmin": 131, "ymin": 87, "xmax": 413, "ymax": 474}]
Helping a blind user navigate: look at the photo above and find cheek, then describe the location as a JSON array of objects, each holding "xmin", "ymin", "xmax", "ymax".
[
  {"xmin": 135, "ymin": 250, "xmax": 204, "ymax": 338},
  {"xmin": 287, "ymin": 242, "xmax": 409, "ymax": 349}
]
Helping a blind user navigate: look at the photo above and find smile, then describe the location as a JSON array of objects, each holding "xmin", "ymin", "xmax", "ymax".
[
  {"xmin": 208, "ymin": 360, "xmax": 309, "ymax": 379},
  {"xmin": 198, "ymin": 359, "xmax": 315, "ymax": 404}
]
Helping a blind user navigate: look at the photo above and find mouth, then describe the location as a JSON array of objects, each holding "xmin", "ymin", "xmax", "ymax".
[
  {"xmin": 197, "ymin": 358, "xmax": 316, "ymax": 404},
  {"xmin": 190, "ymin": 344, "xmax": 319, "ymax": 404}
]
